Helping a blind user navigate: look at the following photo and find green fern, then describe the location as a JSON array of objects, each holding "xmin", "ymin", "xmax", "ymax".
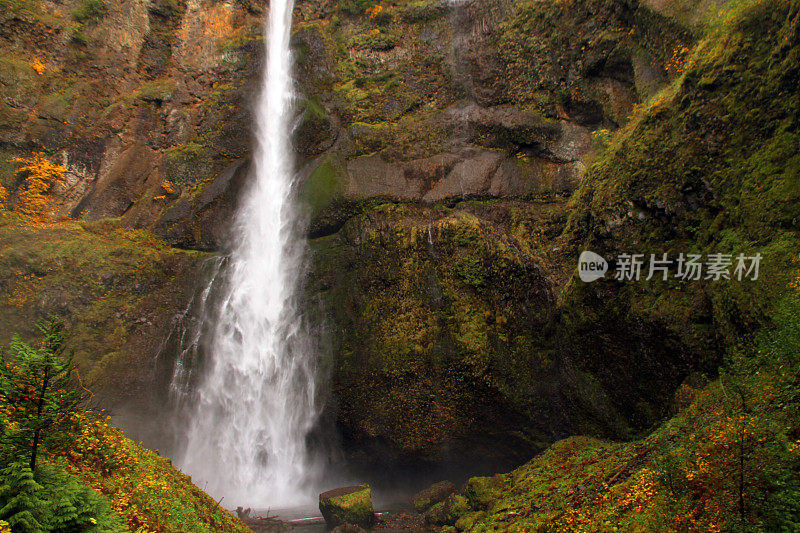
[{"xmin": 0, "ymin": 462, "xmax": 125, "ymax": 532}]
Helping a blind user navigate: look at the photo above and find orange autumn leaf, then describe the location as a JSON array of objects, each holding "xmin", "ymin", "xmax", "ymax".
[{"xmin": 11, "ymin": 152, "xmax": 66, "ymax": 219}]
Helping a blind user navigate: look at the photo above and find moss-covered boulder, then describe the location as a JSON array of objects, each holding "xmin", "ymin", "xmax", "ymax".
[
  {"xmin": 319, "ymin": 485, "xmax": 376, "ymax": 529},
  {"xmin": 464, "ymin": 474, "xmax": 507, "ymax": 511},
  {"xmin": 412, "ymin": 480, "xmax": 457, "ymax": 513},
  {"xmin": 424, "ymin": 494, "xmax": 472, "ymax": 527}
]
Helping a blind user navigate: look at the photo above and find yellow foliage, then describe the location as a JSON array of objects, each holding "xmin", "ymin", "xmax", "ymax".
[
  {"xmin": 161, "ymin": 179, "xmax": 174, "ymax": 194},
  {"xmin": 366, "ymin": 4, "xmax": 383, "ymax": 19},
  {"xmin": 790, "ymin": 254, "xmax": 800, "ymax": 292},
  {"xmin": 29, "ymin": 58, "xmax": 45, "ymax": 75},
  {"xmin": 11, "ymin": 153, "xmax": 66, "ymax": 219},
  {"xmin": 61, "ymin": 413, "xmax": 249, "ymax": 533}
]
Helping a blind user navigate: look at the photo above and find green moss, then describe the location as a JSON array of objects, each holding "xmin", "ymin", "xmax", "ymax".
[
  {"xmin": 0, "ymin": 219, "xmax": 203, "ymax": 388},
  {"xmin": 348, "ymin": 121, "xmax": 390, "ymax": 155},
  {"xmin": 455, "ymin": 511, "xmax": 486, "ymax": 531},
  {"xmin": 72, "ymin": 0, "xmax": 106, "ymax": 23},
  {"xmin": 0, "ymin": 56, "xmax": 37, "ymax": 108},
  {"xmin": 565, "ymin": 0, "xmax": 800, "ymax": 355},
  {"xmin": 325, "ymin": 13, "xmax": 453, "ymax": 129},
  {"xmin": 399, "ymin": 0, "xmax": 447, "ymax": 23},
  {"xmin": 457, "ymin": 292, "xmax": 800, "ymax": 531},
  {"xmin": 134, "ymin": 78, "xmax": 177, "ymax": 103},
  {"xmin": 350, "ymin": 31, "xmax": 399, "ymax": 51},
  {"xmin": 338, "ymin": 0, "xmax": 375, "ymax": 16},
  {"xmin": 165, "ymin": 141, "xmax": 214, "ymax": 186},
  {"xmin": 495, "ymin": 0, "xmax": 690, "ymax": 118},
  {"xmin": 319, "ymin": 485, "xmax": 375, "ymax": 528},
  {"xmin": 218, "ymin": 29, "xmax": 262, "ymax": 53},
  {"xmin": 309, "ymin": 202, "xmax": 566, "ymax": 456},
  {"xmin": 302, "ymin": 156, "xmax": 346, "ymax": 217},
  {"xmin": 438, "ymin": 495, "xmax": 471, "ymax": 526},
  {"xmin": 166, "ymin": 141, "xmax": 205, "ymax": 164},
  {"xmin": 344, "ymin": 111, "xmax": 449, "ymax": 160}
]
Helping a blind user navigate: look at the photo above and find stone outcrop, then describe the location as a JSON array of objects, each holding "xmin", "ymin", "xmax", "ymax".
[
  {"xmin": 412, "ymin": 480, "xmax": 458, "ymax": 513},
  {"xmin": 319, "ymin": 485, "xmax": 376, "ymax": 529}
]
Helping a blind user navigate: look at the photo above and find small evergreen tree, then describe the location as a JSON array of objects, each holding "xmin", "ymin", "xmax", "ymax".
[
  {"xmin": 0, "ymin": 317, "xmax": 82, "ymax": 471},
  {"xmin": 0, "ymin": 320, "xmax": 124, "ymax": 532}
]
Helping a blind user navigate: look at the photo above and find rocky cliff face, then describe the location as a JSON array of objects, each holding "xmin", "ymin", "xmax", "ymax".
[{"xmin": 1, "ymin": 0, "xmax": 744, "ymax": 466}]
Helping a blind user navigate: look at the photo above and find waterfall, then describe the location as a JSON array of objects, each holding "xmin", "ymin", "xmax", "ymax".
[{"xmin": 170, "ymin": 0, "xmax": 321, "ymax": 508}]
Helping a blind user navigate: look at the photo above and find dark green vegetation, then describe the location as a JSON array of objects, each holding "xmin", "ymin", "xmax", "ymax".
[
  {"xmin": 434, "ymin": 291, "xmax": 800, "ymax": 531},
  {"xmin": 495, "ymin": 0, "xmax": 689, "ymax": 123},
  {"xmin": 0, "ymin": 461, "xmax": 124, "ymax": 532},
  {"xmin": 0, "ymin": 318, "xmax": 249, "ymax": 532},
  {"xmin": 309, "ymin": 200, "xmax": 576, "ymax": 465},
  {"xmin": 0, "ymin": 318, "xmax": 82, "ymax": 472},
  {"xmin": 411, "ymin": 0, "xmax": 800, "ymax": 530},
  {"xmin": 0, "ymin": 317, "xmax": 123, "ymax": 532}
]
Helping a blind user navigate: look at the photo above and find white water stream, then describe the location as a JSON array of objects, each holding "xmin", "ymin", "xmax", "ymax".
[{"xmin": 170, "ymin": 0, "xmax": 321, "ymax": 508}]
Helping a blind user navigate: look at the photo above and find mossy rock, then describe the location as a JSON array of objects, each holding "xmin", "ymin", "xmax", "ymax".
[
  {"xmin": 135, "ymin": 78, "xmax": 177, "ymax": 103},
  {"xmin": 399, "ymin": 0, "xmax": 448, "ymax": 23},
  {"xmin": 464, "ymin": 475, "xmax": 506, "ymax": 511},
  {"xmin": 412, "ymin": 480, "xmax": 457, "ymax": 513},
  {"xmin": 350, "ymin": 32, "xmax": 399, "ymax": 52},
  {"xmin": 454, "ymin": 510, "xmax": 486, "ymax": 531},
  {"xmin": 302, "ymin": 156, "xmax": 347, "ymax": 220},
  {"xmin": 424, "ymin": 494, "xmax": 471, "ymax": 527},
  {"xmin": 319, "ymin": 485, "xmax": 376, "ymax": 529}
]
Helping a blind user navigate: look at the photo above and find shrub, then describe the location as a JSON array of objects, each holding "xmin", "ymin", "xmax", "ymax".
[
  {"xmin": 0, "ymin": 462, "xmax": 124, "ymax": 532},
  {"xmin": 10, "ymin": 153, "xmax": 66, "ymax": 219}
]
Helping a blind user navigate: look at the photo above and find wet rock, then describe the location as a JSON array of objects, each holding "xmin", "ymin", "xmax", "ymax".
[
  {"xmin": 319, "ymin": 485, "xmax": 376, "ymax": 529},
  {"xmin": 154, "ymin": 159, "xmax": 249, "ymax": 250},
  {"xmin": 412, "ymin": 480, "xmax": 457, "ymax": 513}
]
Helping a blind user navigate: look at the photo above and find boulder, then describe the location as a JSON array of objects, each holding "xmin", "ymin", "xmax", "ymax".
[
  {"xmin": 319, "ymin": 485, "xmax": 376, "ymax": 529},
  {"xmin": 412, "ymin": 480, "xmax": 457, "ymax": 513},
  {"xmin": 424, "ymin": 494, "xmax": 471, "ymax": 526}
]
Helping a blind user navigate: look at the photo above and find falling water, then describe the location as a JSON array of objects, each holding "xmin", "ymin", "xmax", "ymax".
[{"xmin": 170, "ymin": 0, "xmax": 321, "ymax": 507}]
